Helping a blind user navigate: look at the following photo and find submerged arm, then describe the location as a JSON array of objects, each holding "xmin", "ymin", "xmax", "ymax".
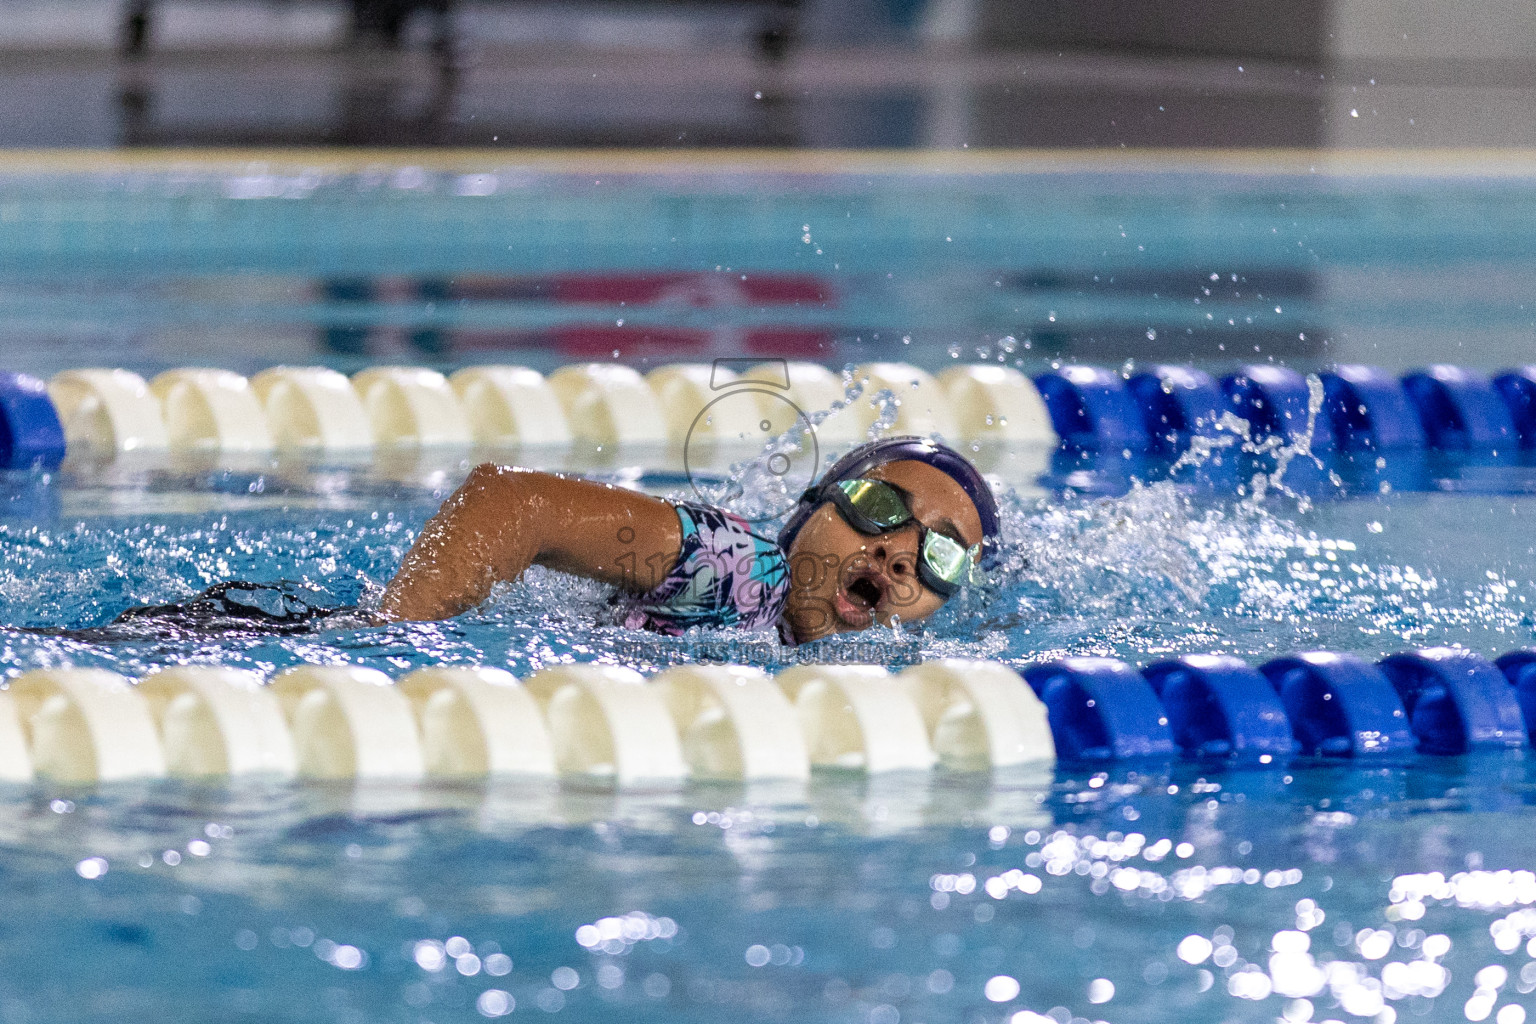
[{"xmin": 378, "ymin": 464, "xmax": 681, "ymax": 623}]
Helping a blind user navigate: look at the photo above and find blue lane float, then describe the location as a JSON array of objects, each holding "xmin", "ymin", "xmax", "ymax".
[
  {"xmin": 1258, "ymin": 651, "xmax": 1413, "ymax": 757},
  {"xmin": 1126, "ymin": 365, "xmax": 1226, "ymax": 455},
  {"xmin": 1021, "ymin": 657, "xmax": 1177, "ymax": 761},
  {"xmin": 1032, "ymin": 366, "xmax": 1150, "ymax": 450},
  {"xmin": 1320, "ymin": 365, "xmax": 1426, "ymax": 452},
  {"xmin": 1494, "ymin": 650, "xmax": 1536, "ymax": 745},
  {"xmin": 1492, "ymin": 367, "xmax": 1536, "ymax": 449},
  {"xmin": 1401, "ymin": 365, "xmax": 1518, "ymax": 450},
  {"xmin": 1220, "ymin": 365, "xmax": 1334, "ymax": 449},
  {"xmin": 1377, "ymin": 648, "xmax": 1528, "ymax": 754},
  {"xmin": 0, "ymin": 372, "xmax": 66, "ymax": 471},
  {"xmin": 1044, "ymin": 448, "xmax": 1160, "ymax": 497},
  {"xmin": 1141, "ymin": 654, "xmax": 1295, "ymax": 760}
]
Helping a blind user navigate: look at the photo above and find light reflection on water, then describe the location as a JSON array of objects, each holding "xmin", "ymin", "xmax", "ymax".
[
  {"xmin": 4, "ymin": 759, "xmax": 1536, "ymax": 1023},
  {"xmin": 1, "ymin": 453, "xmax": 1536, "ymax": 1022}
]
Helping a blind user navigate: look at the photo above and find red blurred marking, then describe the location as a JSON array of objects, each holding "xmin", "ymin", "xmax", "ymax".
[
  {"xmin": 436, "ymin": 272, "xmax": 833, "ymax": 307},
  {"xmin": 739, "ymin": 276, "xmax": 829, "ymax": 304},
  {"xmin": 433, "ymin": 326, "xmax": 837, "ymax": 358},
  {"xmin": 743, "ymin": 329, "xmax": 835, "ymax": 357},
  {"xmin": 554, "ymin": 326, "xmax": 712, "ymax": 359}
]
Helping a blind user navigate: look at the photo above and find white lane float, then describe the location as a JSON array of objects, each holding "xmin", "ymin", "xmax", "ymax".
[
  {"xmin": 47, "ymin": 368, "xmax": 170, "ymax": 454},
  {"xmin": 546, "ymin": 364, "xmax": 670, "ymax": 447},
  {"xmin": 776, "ymin": 665, "xmax": 936, "ymax": 773},
  {"xmin": 937, "ymin": 365, "xmax": 1056, "ymax": 444},
  {"xmin": 149, "ymin": 368, "xmax": 275, "ymax": 452},
  {"xmin": 0, "ymin": 693, "xmax": 33, "ymax": 782},
  {"xmin": 652, "ymin": 664, "xmax": 809, "ymax": 781},
  {"xmin": 8, "ymin": 669, "xmax": 166, "ymax": 783},
  {"xmin": 448, "ymin": 366, "xmax": 572, "ymax": 448},
  {"xmin": 523, "ymin": 664, "xmax": 686, "ymax": 784},
  {"xmin": 397, "ymin": 666, "xmax": 556, "ymax": 778},
  {"xmin": 250, "ymin": 366, "xmax": 374, "ymax": 451},
  {"xmin": 898, "ymin": 660, "xmax": 1054, "ymax": 769},
  {"xmin": 137, "ymin": 667, "xmax": 296, "ymax": 778},
  {"xmin": 850, "ymin": 362, "xmax": 959, "ymax": 439},
  {"xmin": 351, "ymin": 366, "xmax": 472, "ymax": 447},
  {"xmin": 743, "ymin": 360, "xmax": 863, "ymax": 444},
  {"xmin": 269, "ymin": 666, "xmax": 425, "ymax": 780},
  {"xmin": 645, "ymin": 363, "xmax": 765, "ymax": 446}
]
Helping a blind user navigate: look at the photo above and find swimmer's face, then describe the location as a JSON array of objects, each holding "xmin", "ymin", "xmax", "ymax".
[{"xmin": 781, "ymin": 460, "xmax": 985, "ymax": 644}]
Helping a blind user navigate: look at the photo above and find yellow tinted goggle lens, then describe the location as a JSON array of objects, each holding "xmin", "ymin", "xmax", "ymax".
[
  {"xmin": 921, "ymin": 531, "xmax": 971, "ymax": 584},
  {"xmin": 835, "ymin": 479, "xmax": 911, "ymax": 527}
]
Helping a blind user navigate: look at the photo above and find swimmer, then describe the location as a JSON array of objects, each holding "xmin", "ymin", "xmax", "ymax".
[
  {"xmin": 378, "ymin": 435, "xmax": 998, "ymax": 643},
  {"xmin": 70, "ymin": 436, "xmax": 997, "ymax": 642}
]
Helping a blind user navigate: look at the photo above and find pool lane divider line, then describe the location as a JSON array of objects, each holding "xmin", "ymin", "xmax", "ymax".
[
  {"xmin": 271, "ymin": 665, "xmax": 428, "ymax": 780},
  {"xmin": 4, "ymin": 360, "xmax": 1053, "ymax": 467},
  {"xmin": 779, "ymin": 664, "xmax": 938, "ymax": 773},
  {"xmin": 399, "ymin": 666, "xmax": 557, "ymax": 778},
  {"xmin": 1401, "ymin": 366, "xmax": 1519, "ymax": 451},
  {"xmin": 251, "ymin": 367, "xmax": 374, "ymax": 451},
  {"xmin": 0, "ymin": 372, "xmax": 67, "ymax": 470},
  {"xmin": 149, "ymin": 368, "xmax": 275, "ymax": 453},
  {"xmin": 546, "ymin": 364, "xmax": 670, "ymax": 449},
  {"xmin": 44, "ymin": 368, "xmax": 168, "ymax": 455},
  {"xmin": 656, "ymin": 664, "xmax": 809, "ymax": 782},
  {"xmin": 140, "ymin": 667, "xmax": 299, "ymax": 777},
  {"xmin": 3, "ymin": 648, "xmax": 1536, "ymax": 786},
  {"xmin": 1321, "ymin": 366, "xmax": 1426, "ymax": 452},
  {"xmin": 6, "ymin": 359, "xmax": 1536, "ymax": 472},
  {"xmin": 1126, "ymin": 366, "xmax": 1226, "ymax": 457},
  {"xmin": 8, "ymin": 668, "xmax": 167, "ymax": 783},
  {"xmin": 1259, "ymin": 653, "xmax": 1415, "ymax": 758},
  {"xmin": 523, "ymin": 664, "xmax": 689, "ymax": 784},
  {"xmin": 1377, "ymin": 649, "xmax": 1528, "ymax": 756},
  {"xmin": 1142, "ymin": 655, "xmax": 1295, "ymax": 761},
  {"xmin": 1023, "ymin": 657, "xmax": 1177, "ymax": 761},
  {"xmin": 450, "ymin": 366, "xmax": 573, "ymax": 449}
]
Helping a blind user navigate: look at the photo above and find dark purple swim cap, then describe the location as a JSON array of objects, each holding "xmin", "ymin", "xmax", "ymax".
[{"xmin": 776, "ymin": 435, "xmax": 1001, "ymax": 569}]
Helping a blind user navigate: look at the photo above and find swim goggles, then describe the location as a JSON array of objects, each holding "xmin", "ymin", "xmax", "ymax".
[{"xmin": 816, "ymin": 477, "xmax": 985, "ymax": 598}]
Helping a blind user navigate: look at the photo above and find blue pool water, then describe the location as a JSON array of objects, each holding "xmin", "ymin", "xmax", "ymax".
[
  {"xmin": 4, "ymin": 156, "xmax": 1536, "ymax": 377},
  {"xmin": 4, "ymin": 158, "xmax": 1536, "ymax": 1023},
  {"xmin": 3, "ymin": 453, "xmax": 1536, "ymax": 1023}
]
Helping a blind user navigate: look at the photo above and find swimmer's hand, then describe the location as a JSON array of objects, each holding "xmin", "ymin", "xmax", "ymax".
[{"xmin": 378, "ymin": 464, "xmax": 681, "ymax": 623}]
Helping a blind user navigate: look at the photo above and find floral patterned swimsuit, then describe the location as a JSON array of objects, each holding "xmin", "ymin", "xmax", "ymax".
[{"xmin": 617, "ymin": 502, "xmax": 790, "ymax": 636}]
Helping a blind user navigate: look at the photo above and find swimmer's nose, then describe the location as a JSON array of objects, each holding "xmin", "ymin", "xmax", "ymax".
[{"xmin": 871, "ymin": 541, "xmax": 914, "ymax": 576}]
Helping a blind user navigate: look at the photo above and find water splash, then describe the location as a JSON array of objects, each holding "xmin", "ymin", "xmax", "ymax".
[
  {"xmin": 1241, "ymin": 373, "xmax": 1327, "ymax": 510},
  {"xmin": 2, "ymin": 386, "xmax": 1534, "ymax": 678}
]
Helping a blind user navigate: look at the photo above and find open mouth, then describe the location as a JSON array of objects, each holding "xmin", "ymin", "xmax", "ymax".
[
  {"xmin": 834, "ymin": 570, "xmax": 889, "ymax": 628},
  {"xmin": 846, "ymin": 576, "xmax": 883, "ymax": 609}
]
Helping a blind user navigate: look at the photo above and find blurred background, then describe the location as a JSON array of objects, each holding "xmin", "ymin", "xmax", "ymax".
[
  {"xmin": 1, "ymin": 0, "xmax": 1534, "ymax": 383},
  {"xmin": 3, "ymin": 0, "xmax": 1535, "ymax": 149}
]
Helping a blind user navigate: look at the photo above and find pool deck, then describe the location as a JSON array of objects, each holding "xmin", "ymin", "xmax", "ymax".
[
  {"xmin": 2, "ymin": 146, "xmax": 1536, "ymax": 177},
  {"xmin": 3, "ymin": 40, "xmax": 1536, "ymax": 151}
]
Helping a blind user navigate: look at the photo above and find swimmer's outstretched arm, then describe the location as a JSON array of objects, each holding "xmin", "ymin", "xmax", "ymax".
[{"xmin": 378, "ymin": 464, "xmax": 681, "ymax": 623}]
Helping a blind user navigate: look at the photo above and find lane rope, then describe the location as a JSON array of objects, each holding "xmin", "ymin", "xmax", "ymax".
[
  {"xmin": 8, "ymin": 360, "xmax": 1536, "ymax": 469},
  {"xmin": 3, "ymin": 647, "xmax": 1534, "ymax": 784}
]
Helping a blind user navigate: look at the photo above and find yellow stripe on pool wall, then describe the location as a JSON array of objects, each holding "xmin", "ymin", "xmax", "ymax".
[{"xmin": 0, "ymin": 147, "xmax": 1535, "ymax": 177}]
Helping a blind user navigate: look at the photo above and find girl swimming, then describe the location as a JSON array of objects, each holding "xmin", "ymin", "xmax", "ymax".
[
  {"xmin": 380, "ymin": 435, "xmax": 999, "ymax": 643},
  {"xmin": 72, "ymin": 436, "xmax": 998, "ymax": 642}
]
